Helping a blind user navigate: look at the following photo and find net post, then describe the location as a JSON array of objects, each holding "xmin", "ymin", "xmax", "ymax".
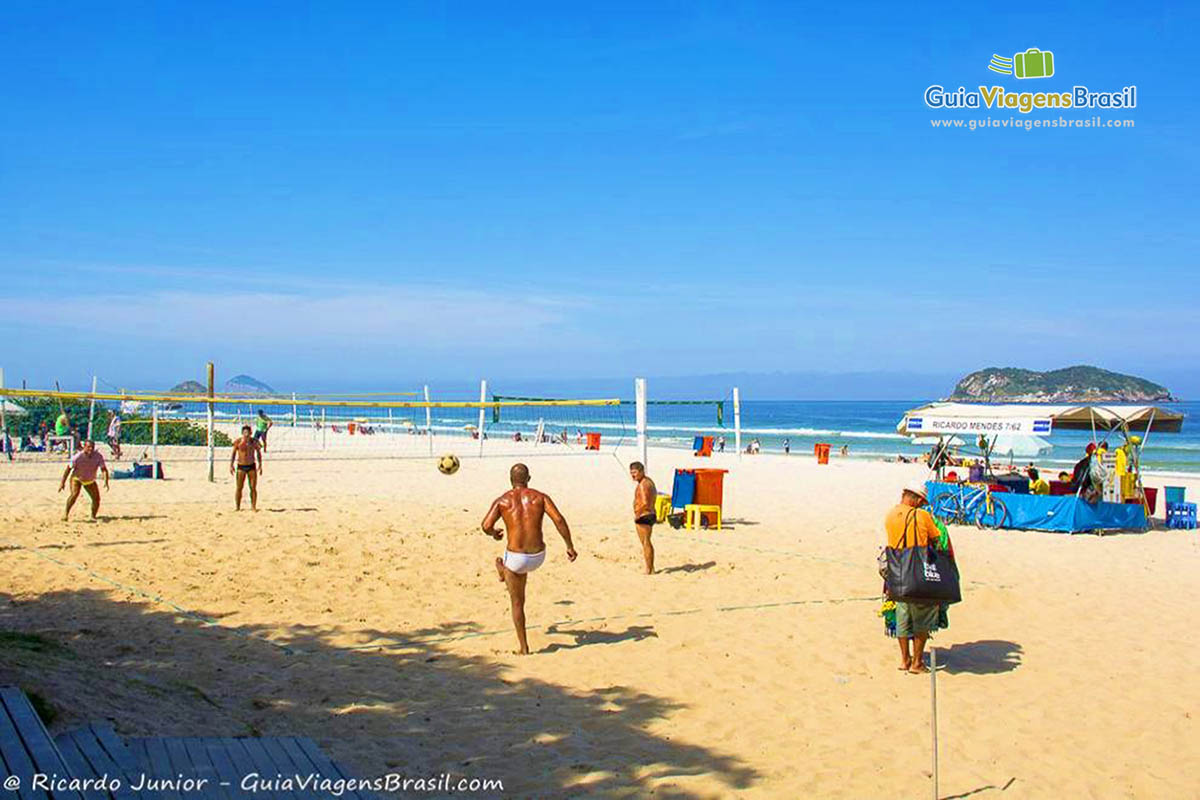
[
  {"xmin": 424, "ymin": 385, "xmax": 433, "ymax": 456},
  {"xmin": 321, "ymin": 408, "xmax": 327, "ymax": 450},
  {"xmin": 151, "ymin": 402, "xmax": 159, "ymax": 474},
  {"xmin": 931, "ymin": 646, "xmax": 939, "ymax": 800},
  {"xmin": 0, "ymin": 368, "xmax": 7, "ymax": 455},
  {"xmin": 292, "ymin": 392, "xmax": 297, "ymax": 427},
  {"xmin": 478, "ymin": 379, "xmax": 487, "ymax": 457},
  {"xmin": 206, "ymin": 362, "xmax": 215, "ymax": 482},
  {"xmin": 733, "ymin": 387, "xmax": 742, "ymax": 459},
  {"xmin": 635, "ymin": 378, "xmax": 648, "ymax": 469},
  {"xmin": 87, "ymin": 375, "xmax": 98, "ymax": 441}
]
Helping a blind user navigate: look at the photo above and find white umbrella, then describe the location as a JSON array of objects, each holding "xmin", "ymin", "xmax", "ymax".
[
  {"xmin": 912, "ymin": 434, "xmax": 964, "ymax": 446},
  {"xmin": 987, "ymin": 434, "xmax": 1052, "ymax": 457},
  {"xmin": 0, "ymin": 399, "xmax": 27, "ymax": 416}
]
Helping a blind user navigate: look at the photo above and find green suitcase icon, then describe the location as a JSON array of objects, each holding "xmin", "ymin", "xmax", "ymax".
[{"xmin": 1014, "ymin": 48, "xmax": 1054, "ymax": 79}]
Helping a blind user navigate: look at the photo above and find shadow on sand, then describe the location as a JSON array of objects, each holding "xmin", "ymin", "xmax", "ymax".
[
  {"xmin": 0, "ymin": 589, "xmax": 758, "ymax": 798},
  {"xmin": 658, "ymin": 561, "xmax": 717, "ymax": 575},
  {"xmin": 937, "ymin": 640, "xmax": 1023, "ymax": 675},
  {"xmin": 539, "ymin": 624, "xmax": 659, "ymax": 652}
]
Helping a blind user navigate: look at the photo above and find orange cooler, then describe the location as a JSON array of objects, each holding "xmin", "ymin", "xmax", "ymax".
[{"xmin": 693, "ymin": 468, "xmax": 728, "ymax": 526}]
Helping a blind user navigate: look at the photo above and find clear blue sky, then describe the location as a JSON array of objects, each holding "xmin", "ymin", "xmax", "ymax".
[{"xmin": 2, "ymin": 2, "xmax": 1197, "ymax": 394}]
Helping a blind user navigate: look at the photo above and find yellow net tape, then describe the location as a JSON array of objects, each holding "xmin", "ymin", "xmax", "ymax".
[{"xmin": 0, "ymin": 388, "xmax": 620, "ymax": 410}]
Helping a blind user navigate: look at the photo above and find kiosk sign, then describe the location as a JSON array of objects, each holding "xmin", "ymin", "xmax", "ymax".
[{"xmin": 907, "ymin": 415, "xmax": 1052, "ymax": 435}]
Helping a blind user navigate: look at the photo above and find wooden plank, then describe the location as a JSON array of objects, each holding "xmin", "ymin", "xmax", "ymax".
[
  {"xmin": 137, "ymin": 740, "xmax": 182, "ymax": 800},
  {"xmin": 0, "ymin": 696, "xmax": 45, "ymax": 800},
  {"xmin": 292, "ymin": 739, "xmax": 368, "ymax": 800},
  {"xmin": 178, "ymin": 740, "xmax": 221, "ymax": 800},
  {"xmin": 276, "ymin": 738, "xmax": 357, "ymax": 800},
  {"xmin": 199, "ymin": 741, "xmax": 238, "ymax": 800},
  {"xmin": 234, "ymin": 738, "xmax": 294, "ymax": 800},
  {"xmin": 46, "ymin": 735, "xmax": 105, "ymax": 800},
  {"xmin": 257, "ymin": 739, "xmax": 304, "ymax": 786},
  {"xmin": 85, "ymin": 725, "xmax": 147, "ymax": 800},
  {"xmin": 218, "ymin": 739, "xmax": 275, "ymax": 800},
  {"xmin": 62, "ymin": 727, "xmax": 137, "ymax": 800},
  {"xmin": 0, "ymin": 688, "xmax": 81, "ymax": 800}
]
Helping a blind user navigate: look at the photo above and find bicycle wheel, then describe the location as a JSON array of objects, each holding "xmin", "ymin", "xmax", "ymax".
[
  {"xmin": 930, "ymin": 492, "xmax": 963, "ymax": 524},
  {"xmin": 975, "ymin": 496, "xmax": 1010, "ymax": 530}
]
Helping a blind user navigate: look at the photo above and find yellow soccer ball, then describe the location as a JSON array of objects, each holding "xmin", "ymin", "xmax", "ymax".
[{"xmin": 437, "ymin": 454, "xmax": 461, "ymax": 475}]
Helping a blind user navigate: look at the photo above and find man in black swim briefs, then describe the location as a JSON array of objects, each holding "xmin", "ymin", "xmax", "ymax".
[
  {"xmin": 230, "ymin": 424, "xmax": 263, "ymax": 511},
  {"xmin": 630, "ymin": 461, "xmax": 658, "ymax": 574}
]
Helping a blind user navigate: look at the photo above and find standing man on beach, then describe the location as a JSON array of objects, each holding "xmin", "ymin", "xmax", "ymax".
[
  {"xmin": 630, "ymin": 461, "xmax": 658, "ymax": 574},
  {"xmin": 230, "ymin": 424, "xmax": 263, "ymax": 511},
  {"xmin": 481, "ymin": 463, "xmax": 577, "ymax": 655},
  {"xmin": 106, "ymin": 413, "xmax": 123, "ymax": 459},
  {"xmin": 59, "ymin": 439, "xmax": 109, "ymax": 521},
  {"xmin": 884, "ymin": 479, "xmax": 941, "ymax": 673},
  {"xmin": 254, "ymin": 409, "xmax": 273, "ymax": 452}
]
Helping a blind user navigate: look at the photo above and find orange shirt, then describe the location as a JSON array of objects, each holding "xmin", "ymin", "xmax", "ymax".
[{"xmin": 885, "ymin": 503, "xmax": 939, "ymax": 549}]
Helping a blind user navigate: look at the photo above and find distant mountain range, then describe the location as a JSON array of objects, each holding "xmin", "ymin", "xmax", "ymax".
[
  {"xmin": 168, "ymin": 375, "xmax": 277, "ymax": 395},
  {"xmin": 950, "ymin": 366, "xmax": 1173, "ymax": 403}
]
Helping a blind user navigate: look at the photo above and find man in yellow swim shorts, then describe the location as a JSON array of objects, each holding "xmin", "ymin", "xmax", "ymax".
[{"xmin": 59, "ymin": 439, "xmax": 110, "ymax": 521}]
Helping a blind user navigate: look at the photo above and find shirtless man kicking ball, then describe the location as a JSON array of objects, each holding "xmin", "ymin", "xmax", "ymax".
[{"xmin": 481, "ymin": 463, "xmax": 577, "ymax": 654}]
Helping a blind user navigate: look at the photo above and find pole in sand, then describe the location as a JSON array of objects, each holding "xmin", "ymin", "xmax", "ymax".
[
  {"xmin": 930, "ymin": 646, "xmax": 939, "ymax": 800},
  {"xmin": 733, "ymin": 387, "xmax": 742, "ymax": 459},
  {"xmin": 87, "ymin": 375, "xmax": 98, "ymax": 441},
  {"xmin": 152, "ymin": 402, "xmax": 159, "ymax": 473},
  {"xmin": 292, "ymin": 392, "xmax": 297, "ymax": 427},
  {"xmin": 0, "ymin": 368, "xmax": 7, "ymax": 455},
  {"xmin": 635, "ymin": 377, "xmax": 648, "ymax": 469},
  {"xmin": 206, "ymin": 361, "xmax": 215, "ymax": 482},
  {"xmin": 424, "ymin": 385, "xmax": 433, "ymax": 456},
  {"xmin": 477, "ymin": 379, "xmax": 487, "ymax": 457}
]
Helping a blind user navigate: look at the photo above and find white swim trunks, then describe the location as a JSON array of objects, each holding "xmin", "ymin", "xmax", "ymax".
[{"xmin": 503, "ymin": 549, "xmax": 546, "ymax": 574}]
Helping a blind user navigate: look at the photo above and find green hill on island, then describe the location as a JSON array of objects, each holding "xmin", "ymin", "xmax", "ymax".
[
  {"xmin": 168, "ymin": 380, "xmax": 207, "ymax": 394},
  {"xmin": 950, "ymin": 366, "xmax": 1173, "ymax": 403}
]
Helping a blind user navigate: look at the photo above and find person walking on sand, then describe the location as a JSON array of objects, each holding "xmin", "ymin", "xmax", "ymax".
[
  {"xmin": 782, "ymin": 438, "xmax": 790, "ymax": 455},
  {"xmin": 59, "ymin": 439, "xmax": 109, "ymax": 521},
  {"xmin": 884, "ymin": 478, "xmax": 942, "ymax": 673},
  {"xmin": 106, "ymin": 413, "xmax": 122, "ymax": 459},
  {"xmin": 481, "ymin": 463, "xmax": 577, "ymax": 654},
  {"xmin": 629, "ymin": 461, "xmax": 658, "ymax": 574},
  {"xmin": 253, "ymin": 409, "xmax": 273, "ymax": 452},
  {"xmin": 230, "ymin": 424, "xmax": 263, "ymax": 511}
]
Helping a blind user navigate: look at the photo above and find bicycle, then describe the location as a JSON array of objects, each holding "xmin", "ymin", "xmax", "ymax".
[{"xmin": 930, "ymin": 482, "xmax": 1010, "ymax": 530}]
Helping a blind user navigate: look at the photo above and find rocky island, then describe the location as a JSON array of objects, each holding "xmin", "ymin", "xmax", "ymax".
[{"xmin": 949, "ymin": 366, "xmax": 1173, "ymax": 403}]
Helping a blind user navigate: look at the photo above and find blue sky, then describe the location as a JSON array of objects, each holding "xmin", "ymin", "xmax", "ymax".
[{"xmin": 2, "ymin": 2, "xmax": 1197, "ymax": 395}]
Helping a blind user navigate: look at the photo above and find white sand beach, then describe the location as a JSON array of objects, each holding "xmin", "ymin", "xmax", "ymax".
[{"xmin": 1, "ymin": 442, "xmax": 1198, "ymax": 798}]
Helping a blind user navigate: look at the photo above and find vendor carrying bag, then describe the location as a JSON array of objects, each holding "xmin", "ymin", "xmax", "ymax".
[{"xmin": 885, "ymin": 508, "xmax": 962, "ymax": 605}]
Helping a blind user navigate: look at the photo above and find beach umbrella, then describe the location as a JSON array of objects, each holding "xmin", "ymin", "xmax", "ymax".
[
  {"xmin": 400, "ymin": 419, "xmax": 415, "ymax": 428},
  {"xmin": 0, "ymin": 399, "xmax": 27, "ymax": 416},
  {"xmin": 462, "ymin": 424, "xmax": 477, "ymax": 431},
  {"xmin": 912, "ymin": 434, "xmax": 964, "ymax": 446},
  {"xmin": 987, "ymin": 434, "xmax": 1052, "ymax": 457}
]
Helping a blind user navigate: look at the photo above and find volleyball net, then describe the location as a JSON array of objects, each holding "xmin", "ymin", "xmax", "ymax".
[{"xmin": 0, "ymin": 385, "xmax": 634, "ymax": 465}]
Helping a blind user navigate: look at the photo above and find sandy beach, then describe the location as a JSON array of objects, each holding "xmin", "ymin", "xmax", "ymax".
[{"xmin": 1, "ymin": 441, "xmax": 1198, "ymax": 798}]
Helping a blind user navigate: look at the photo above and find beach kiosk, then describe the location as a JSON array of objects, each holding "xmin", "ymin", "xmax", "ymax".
[{"xmin": 897, "ymin": 402, "xmax": 1184, "ymax": 533}]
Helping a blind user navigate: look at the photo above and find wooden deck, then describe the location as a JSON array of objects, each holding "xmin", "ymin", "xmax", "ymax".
[
  {"xmin": 0, "ymin": 686, "xmax": 83, "ymax": 800},
  {"xmin": 1, "ymin": 687, "xmax": 371, "ymax": 800}
]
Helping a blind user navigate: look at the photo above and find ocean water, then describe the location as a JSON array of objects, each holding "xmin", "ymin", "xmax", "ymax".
[{"xmin": 176, "ymin": 398, "xmax": 1200, "ymax": 474}]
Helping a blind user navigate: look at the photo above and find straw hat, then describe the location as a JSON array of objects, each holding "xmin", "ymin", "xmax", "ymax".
[{"xmin": 903, "ymin": 477, "xmax": 928, "ymax": 500}]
